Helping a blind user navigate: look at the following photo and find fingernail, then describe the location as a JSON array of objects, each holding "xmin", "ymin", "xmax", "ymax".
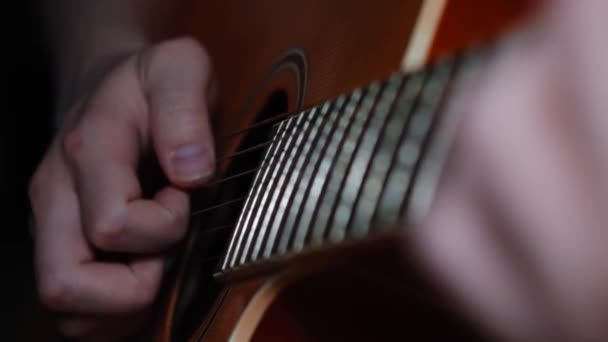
[{"xmin": 171, "ymin": 145, "xmax": 214, "ymax": 182}]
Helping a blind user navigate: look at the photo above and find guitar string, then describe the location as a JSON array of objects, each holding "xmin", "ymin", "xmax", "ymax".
[
  {"xmin": 217, "ymin": 98, "xmax": 338, "ymax": 140},
  {"xmin": 185, "ymin": 85, "xmax": 387, "ymax": 220},
  {"xmin": 187, "ymin": 91, "xmax": 378, "ymax": 241},
  {"xmin": 186, "ymin": 74, "xmax": 413, "ymax": 223},
  {"xmin": 198, "ymin": 69, "xmax": 436, "ymax": 265},
  {"xmin": 184, "ymin": 104, "xmax": 343, "ymax": 238},
  {"xmin": 185, "ymin": 109, "xmax": 322, "ymax": 218},
  {"xmin": 185, "ymin": 77, "xmax": 402, "ymax": 264},
  {"xmin": 190, "ymin": 196, "xmax": 248, "ymax": 216},
  {"xmin": 190, "ymin": 51, "xmax": 484, "ymax": 256},
  {"xmin": 182, "ymin": 61, "xmax": 453, "ymax": 225}
]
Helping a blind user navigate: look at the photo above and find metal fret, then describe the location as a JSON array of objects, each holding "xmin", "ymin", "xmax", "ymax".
[
  {"xmin": 253, "ymin": 96, "xmax": 346, "ymax": 260},
  {"xmin": 221, "ymin": 120, "xmax": 287, "ymax": 269},
  {"xmin": 264, "ymin": 102, "xmax": 331, "ymax": 256},
  {"xmin": 398, "ymin": 60, "xmax": 454, "ymax": 217},
  {"xmin": 373, "ymin": 59, "xmax": 452, "ymax": 229},
  {"xmin": 218, "ymin": 46, "xmax": 491, "ymax": 274},
  {"xmin": 257, "ymin": 109, "xmax": 319, "ymax": 260},
  {"xmin": 407, "ymin": 51, "xmax": 488, "ymax": 224},
  {"xmin": 237, "ymin": 115, "xmax": 301, "ymax": 265},
  {"xmin": 345, "ymin": 73, "xmax": 404, "ymax": 238},
  {"xmin": 227, "ymin": 119, "xmax": 288, "ymax": 268},
  {"xmin": 274, "ymin": 100, "xmax": 335, "ymax": 255},
  {"xmin": 286, "ymin": 96, "xmax": 347, "ymax": 252},
  {"xmin": 363, "ymin": 71, "xmax": 425, "ymax": 227},
  {"xmin": 248, "ymin": 111, "xmax": 311, "ymax": 262},
  {"xmin": 325, "ymin": 83, "xmax": 382, "ymax": 242},
  {"xmin": 306, "ymin": 90, "xmax": 365, "ymax": 246}
]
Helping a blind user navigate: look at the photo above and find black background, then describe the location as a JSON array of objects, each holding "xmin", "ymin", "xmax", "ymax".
[{"xmin": 2, "ymin": 0, "xmax": 53, "ymax": 339}]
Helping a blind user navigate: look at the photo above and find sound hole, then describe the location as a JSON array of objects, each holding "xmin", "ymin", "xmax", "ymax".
[{"xmin": 170, "ymin": 90, "xmax": 289, "ymax": 340}]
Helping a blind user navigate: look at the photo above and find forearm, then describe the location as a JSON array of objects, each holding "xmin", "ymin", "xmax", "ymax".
[{"xmin": 43, "ymin": 0, "xmax": 180, "ymax": 109}]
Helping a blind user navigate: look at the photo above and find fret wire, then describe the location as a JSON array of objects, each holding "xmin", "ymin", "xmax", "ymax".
[
  {"xmin": 188, "ymin": 66, "xmax": 437, "ymax": 220},
  {"xmin": 307, "ymin": 85, "xmax": 377, "ymax": 244},
  {"xmin": 323, "ymin": 83, "xmax": 382, "ymax": 243},
  {"xmin": 407, "ymin": 50, "xmax": 488, "ymax": 224},
  {"xmin": 212, "ymin": 47, "xmax": 493, "ymax": 275},
  {"xmin": 345, "ymin": 73, "xmax": 405, "ymax": 238},
  {"xmin": 365, "ymin": 71, "xmax": 426, "ymax": 227},
  {"xmin": 399, "ymin": 59, "xmax": 456, "ymax": 217},
  {"xmin": 306, "ymin": 90, "xmax": 366, "ymax": 246},
  {"xmin": 237, "ymin": 112, "xmax": 308, "ymax": 265},
  {"xmin": 203, "ymin": 109, "xmax": 334, "ymax": 193},
  {"xmin": 228, "ymin": 118, "xmax": 292, "ymax": 268},
  {"xmin": 269, "ymin": 98, "xmax": 339, "ymax": 256},
  {"xmin": 194, "ymin": 91, "xmax": 395, "ymax": 215},
  {"xmin": 259, "ymin": 94, "xmax": 354, "ymax": 259},
  {"xmin": 248, "ymin": 106, "xmax": 322, "ymax": 262},
  {"xmin": 184, "ymin": 60, "xmax": 462, "ymax": 224},
  {"xmin": 221, "ymin": 119, "xmax": 287, "ymax": 269},
  {"xmin": 287, "ymin": 94, "xmax": 350, "ymax": 251},
  {"xmin": 372, "ymin": 59, "xmax": 453, "ymax": 228}
]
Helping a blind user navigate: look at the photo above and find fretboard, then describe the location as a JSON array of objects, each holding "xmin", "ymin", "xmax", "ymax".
[{"xmin": 219, "ymin": 46, "xmax": 490, "ymax": 275}]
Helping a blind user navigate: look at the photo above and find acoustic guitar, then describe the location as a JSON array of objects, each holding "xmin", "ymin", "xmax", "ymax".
[
  {"xmin": 146, "ymin": 0, "xmax": 534, "ymax": 341},
  {"xmin": 24, "ymin": 0, "xmax": 533, "ymax": 341}
]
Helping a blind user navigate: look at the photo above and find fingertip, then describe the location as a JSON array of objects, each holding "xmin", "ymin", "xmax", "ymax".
[{"xmin": 167, "ymin": 144, "xmax": 215, "ymax": 188}]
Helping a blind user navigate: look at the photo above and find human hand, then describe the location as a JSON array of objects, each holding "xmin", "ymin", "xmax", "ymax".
[
  {"xmin": 28, "ymin": 37, "xmax": 215, "ymax": 340},
  {"xmin": 415, "ymin": 1, "xmax": 608, "ymax": 341}
]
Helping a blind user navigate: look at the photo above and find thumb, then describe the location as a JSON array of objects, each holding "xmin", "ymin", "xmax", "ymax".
[{"xmin": 140, "ymin": 37, "xmax": 216, "ymax": 188}]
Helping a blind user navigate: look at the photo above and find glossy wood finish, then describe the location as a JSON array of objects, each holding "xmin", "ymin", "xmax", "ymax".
[
  {"xmin": 177, "ymin": 0, "xmax": 425, "ymax": 161},
  {"xmin": 429, "ymin": 0, "xmax": 531, "ymax": 62}
]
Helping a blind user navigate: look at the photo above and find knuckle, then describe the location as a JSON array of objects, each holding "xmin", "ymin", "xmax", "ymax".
[
  {"xmin": 38, "ymin": 274, "xmax": 72, "ymax": 312},
  {"xmin": 88, "ymin": 214, "xmax": 125, "ymax": 251}
]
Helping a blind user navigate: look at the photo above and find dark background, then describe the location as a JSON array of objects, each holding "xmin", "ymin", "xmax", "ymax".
[{"xmin": 2, "ymin": 0, "xmax": 54, "ymax": 339}]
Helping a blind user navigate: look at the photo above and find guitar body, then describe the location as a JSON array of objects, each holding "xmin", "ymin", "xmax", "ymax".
[
  {"xmin": 181, "ymin": 239, "xmax": 491, "ymax": 341},
  {"xmin": 154, "ymin": 1, "xmax": 532, "ymax": 341},
  {"xmin": 179, "ymin": 0, "xmax": 528, "ymax": 158}
]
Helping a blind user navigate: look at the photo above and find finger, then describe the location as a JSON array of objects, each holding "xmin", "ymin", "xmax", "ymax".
[
  {"xmin": 63, "ymin": 81, "xmax": 190, "ymax": 253},
  {"xmin": 30, "ymin": 148, "xmax": 94, "ymax": 277},
  {"xmin": 414, "ymin": 146, "xmax": 550, "ymax": 341},
  {"xmin": 40, "ymin": 235, "xmax": 165, "ymax": 314},
  {"xmin": 465, "ymin": 39, "xmax": 608, "ymax": 340},
  {"xmin": 31, "ymin": 154, "xmax": 166, "ymax": 314},
  {"xmin": 56, "ymin": 256, "xmax": 165, "ymax": 314},
  {"xmin": 140, "ymin": 37, "xmax": 216, "ymax": 188},
  {"xmin": 548, "ymin": 0, "xmax": 608, "ymax": 175}
]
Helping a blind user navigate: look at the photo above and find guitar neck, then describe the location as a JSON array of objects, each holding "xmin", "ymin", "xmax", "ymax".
[{"xmin": 218, "ymin": 44, "xmax": 492, "ymax": 277}]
